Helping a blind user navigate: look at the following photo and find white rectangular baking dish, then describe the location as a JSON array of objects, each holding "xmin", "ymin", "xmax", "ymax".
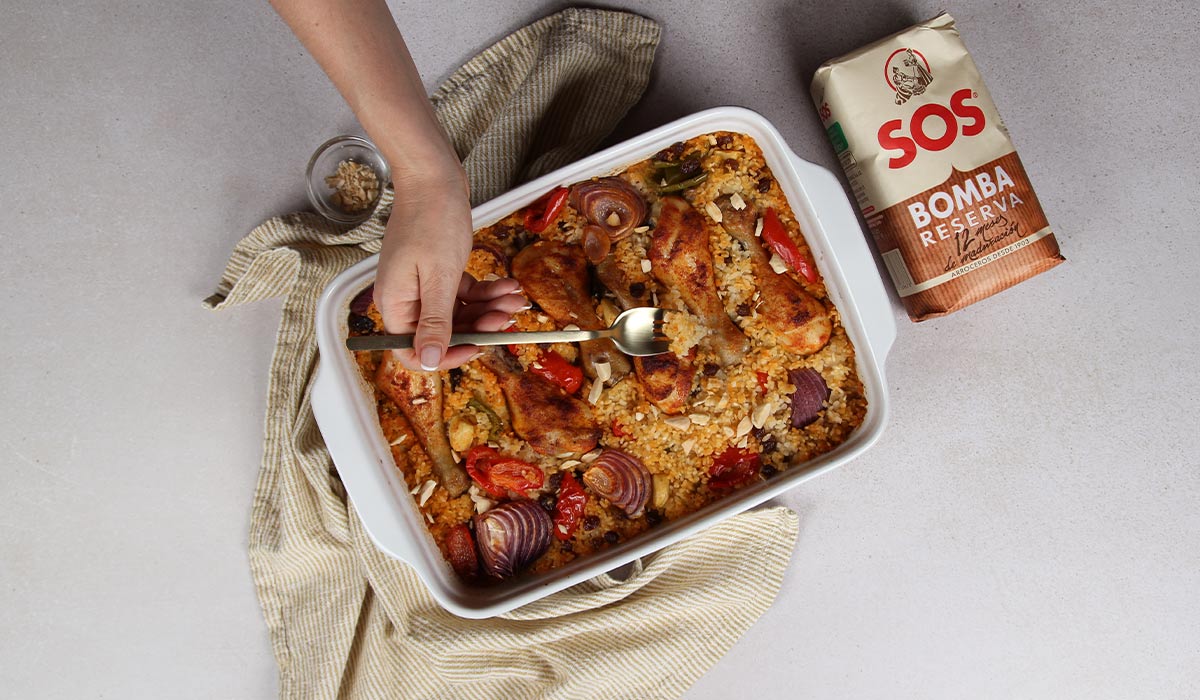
[{"xmin": 311, "ymin": 106, "xmax": 896, "ymax": 618}]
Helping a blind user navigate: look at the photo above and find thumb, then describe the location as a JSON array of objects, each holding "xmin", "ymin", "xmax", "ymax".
[{"xmin": 412, "ymin": 268, "xmax": 462, "ymax": 371}]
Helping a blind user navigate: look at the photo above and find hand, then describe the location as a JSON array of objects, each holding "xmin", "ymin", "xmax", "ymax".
[{"xmin": 374, "ymin": 171, "xmax": 526, "ymax": 371}]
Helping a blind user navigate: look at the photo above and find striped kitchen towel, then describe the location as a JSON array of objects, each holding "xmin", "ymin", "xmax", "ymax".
[{"xmin": 207, "ymin": 8, "xmax": 800, "ymax": 700}]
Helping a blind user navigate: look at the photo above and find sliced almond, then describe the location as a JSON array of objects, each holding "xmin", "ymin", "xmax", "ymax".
[
  {"xmin": 735, "ymin": 415, "xmax": 753, "ymax": 438},
  {"xmin": 730, "ymin": 192, "xmax": 746, "ymax": 210},
  {"xmin": 751, "ymin": 402, "xmax": 773, "ymax": 429},
  {"xmin": 681, "ymin": 438, "xmax": 697, "ymax": 455},
  {"xmin": 563, "ymin": 323, "xmax": 581, "ymax": 331},
  {"xmin": 689, "ymin": 413, "xmax": 711, "ymax": 426},
  {"xmin": 704, "ymin": 201, "xmax": 723, "ymax": 222},
  {"xmin": 468, "ymin": 485, "xmax": 496, "ymax": 514},
  {"xmin": 633, "ymin": 225, "xmax": 650, "ymax": 233},
  {"xmin": 581, "ymin": 448, "xmax": 602, "ymax": 463},
  {"xmin": 593, "ymin": 359, "xmax": 612, "ymax": 383},
  {"xmin": 588, "ymin": 379, "xmax": 603, "ymax": 405},
  {"xmin": 634, "ymin": 411, "xmax": 645, "ymax": 421},
  {"xmin": 389, "ymin": 433, "xmax": 407, "ymax": 446},
  {"xmin": 754, "ymin": 217, "xmax": 764, "ymax": 237},
  {"xmin": 605, "ymin": 211, "xmax": 621, "ymax": 227},
  {"xmin": 410, "ymin": 397, "xmax": 427, "ymax": 406},
  {"xmin": 664, "ymin": 416, "xmax": 691, "ymax": 430},
  {"xmin": 555, "ymin": 451, "xmax": 575, "ymax": 459},
  {"xmin": 768, "ymin": 253, "xmax": 788, "ymax": 275},
  {"xmin": 640, "ymin": 259, "xmax": 652, "ymax": 273},
  {"xmin": 418, "ymin": 479, "xmax": 437, "ymax": 507},
  {"xmin": 560, "ymin": 459, "xmax": 581, "ymax": 470},
  {"xmin": 425, "ymin": 512, "xmax": 435, "ymax": 524}
]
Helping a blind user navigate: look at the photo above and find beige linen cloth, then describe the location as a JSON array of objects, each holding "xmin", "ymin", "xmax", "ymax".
[{"xmin": 206, "ymin": 9, "xmax": 800, "ymax": 699}]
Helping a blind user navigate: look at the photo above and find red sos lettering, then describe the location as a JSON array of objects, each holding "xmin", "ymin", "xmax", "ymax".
[{"xmin": 877, "ymin": 88, "xmax": 985, "ymax": 169}]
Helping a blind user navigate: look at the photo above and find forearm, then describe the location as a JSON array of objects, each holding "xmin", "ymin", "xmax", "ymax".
[{"xmin": 269, "ymin": 0, "xmax": 462, "ymax": 186}]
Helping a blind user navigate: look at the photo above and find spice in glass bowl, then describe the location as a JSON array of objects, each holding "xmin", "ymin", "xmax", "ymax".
[{"xmin": 325, "ymin": 160, "xmax": 380, "ymax": 213}]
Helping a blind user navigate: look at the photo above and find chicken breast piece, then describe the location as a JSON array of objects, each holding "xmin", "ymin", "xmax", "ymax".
[{"xmin": 376, "ymin": 352, "xmax": 469, "ymax": 497}]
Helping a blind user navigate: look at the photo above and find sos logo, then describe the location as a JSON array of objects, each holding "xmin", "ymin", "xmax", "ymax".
[{"xmin": 877, "ymin": 88, "xmax": 985, "ymax": 169}]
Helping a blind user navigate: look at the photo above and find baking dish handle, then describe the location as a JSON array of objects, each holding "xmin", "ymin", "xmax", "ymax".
[
  {"xmin": 788, "ymin": 153, "xmax": 897, "ymax": 365},
  {"xmin": 311, "ymin": 362, "xmax": 421, "ymax": 566}
]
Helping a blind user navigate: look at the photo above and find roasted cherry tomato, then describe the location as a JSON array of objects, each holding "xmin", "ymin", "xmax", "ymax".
[
  {"xmin": 523, "ymin": 186, "xmax": 570, "ymax": 233},
  {"xmin": 530, "ymin": 349, "xmax": 584, "ymax": 394},
  {"xmin": 445, "ymin": 524, "xmax": 479, "ymax": 580},
  {"xmin": 756, "ymin": 371, "xmax": 770, "ymax": 395},
  {"xmin": 761, "ymin": 208, "xmax": 818, "ymax": 284},
  {"xmin": 708, "ymin": 447, "xmax": 762, "ymax": 489},
  {"xmin": 465, "ymin": 446, "xmax": 545, "ymax": 499},
  {"xmin": 552, "ymin": 471, "xmax": 588, "ymax": 541}
]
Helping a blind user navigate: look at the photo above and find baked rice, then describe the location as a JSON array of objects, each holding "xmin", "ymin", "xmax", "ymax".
[{"xmin": 348, "ymin": 131, "xmax": 867, "ymax": 580}]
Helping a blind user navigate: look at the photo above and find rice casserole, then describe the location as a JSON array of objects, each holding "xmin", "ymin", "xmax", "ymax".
[{"xmin": 347, "ymin": 131, "xmax": 868, "ymax": 582}]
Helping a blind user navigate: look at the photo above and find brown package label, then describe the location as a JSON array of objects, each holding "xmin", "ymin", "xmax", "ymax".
[{"xmin": 811, "ymin": 13, "xmax": 1064, "ymax": 321}]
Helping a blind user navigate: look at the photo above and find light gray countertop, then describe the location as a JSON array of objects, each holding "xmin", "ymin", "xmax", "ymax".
[{"xmin": 2, "ymin": 1, "xmax": 1197, "ymax": 697}]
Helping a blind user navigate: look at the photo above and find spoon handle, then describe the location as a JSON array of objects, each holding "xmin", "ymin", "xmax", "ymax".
[{"xmin": 346, "ymin": 328, "xmax": 609, "ymax": 351}]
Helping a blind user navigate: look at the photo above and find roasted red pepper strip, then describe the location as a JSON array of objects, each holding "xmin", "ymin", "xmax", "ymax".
[
  {"xmin": 553, "ymin": 471, "xmax": 587, "ymax": 541},
  {"xmin": 756, "ymin": 371, "xmax": 770, "ymax": 395},
  {"xmin": 503, "ymin": 327, "xmax": 583, "ymax": 395},
  {"xmin": 529, "ymin": 349, "xmax": 583, "ymax": 394},
  {"xmin": 708, "ymin": 447, "xmax": 762, "ymax": 489},
  {"xmin": 523, "ymin": 186, "xmax": 570, "ymax": 233},
  {"xmin": 611, "ymin": 418, "xmax": 628, "ymax": 437},
  {"xmin": 445, "ymin": 524, "xmax": 479, "ymax": 580},
  {"xmin": 761, "ymin": 208, "xmax": 818, "ymax": 284},
  {"xmin": 465, "ymin": 446, "xmax": 545, "ymax": 499},
  {"xmin": 502, "ymin": 325, "xmax": 523, "ymax": 357}
]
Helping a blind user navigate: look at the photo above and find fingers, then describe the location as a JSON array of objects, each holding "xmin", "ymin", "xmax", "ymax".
[
  {"xmin": 412, "ymin": 267, "xmax": 459, "ymax": 371},
  {"xmin": 458, "ymin": 274, "xmax": 522, "ymax": 302},
  {"xmin": 441, "ymin": 345, "xmax": 482, "ymax": 368},
  {"xmin": 432, "ymin": 309, "xmax": 519, "ymax": 370},
  {"xmin": 453, "ymin": 293, "xmax": 530, "ymax": 329}
]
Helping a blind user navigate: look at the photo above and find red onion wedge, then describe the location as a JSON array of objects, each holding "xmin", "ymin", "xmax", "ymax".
[
  {"xmin": 473, "ymin": 500, "xmax": 552, "ymax": 578},
  {"xmin": 570, "ymin": 178, "xmax": 647, "ymax": 245},
  {"xmin": 350, "ymin": 284, "xmax": 374, "ymax": 315},
  {"xmin": 787, "ymin": 367, "xmax": 830, "ymax": 428},
  {"xmin": 583, "ymin": 449, "xmax": 651, "ymax": 518}
]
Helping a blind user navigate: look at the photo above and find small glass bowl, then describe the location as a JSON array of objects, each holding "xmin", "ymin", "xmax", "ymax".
[{"xmin": 306, "ymin": 135, "xmax": 390, "ymax": 225}]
